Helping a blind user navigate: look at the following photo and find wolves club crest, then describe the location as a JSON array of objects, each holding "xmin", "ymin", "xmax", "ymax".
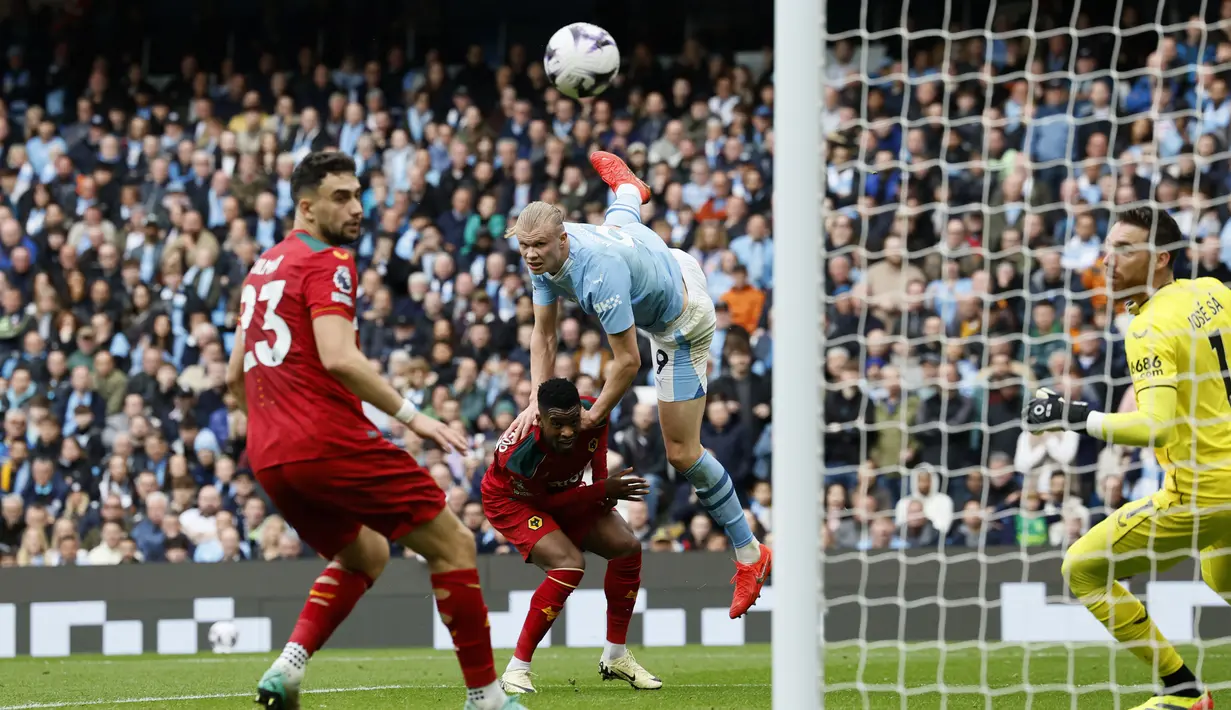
[
  {"xmin": 588, "ymin": 439, "xmax": 598, "ymax": 452},
  {"xmin": 528, "ymin": 516, "xmax": 543, "ymax": 530}
]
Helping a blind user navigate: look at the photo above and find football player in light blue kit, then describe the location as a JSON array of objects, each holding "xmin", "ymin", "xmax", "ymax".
[{"xmin": 507, "ymin": 151, "xmax": 772, "ymax": 619}]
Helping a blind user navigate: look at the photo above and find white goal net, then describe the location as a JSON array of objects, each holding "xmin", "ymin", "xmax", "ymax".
[{"xmin": 773, "ymin": 0, "xmax": 1231, "ymax": 707}]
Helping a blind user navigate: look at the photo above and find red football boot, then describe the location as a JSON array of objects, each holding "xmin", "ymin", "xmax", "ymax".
[
  {"xmin": 590, "ymin": 150, "xmax": 651, "ymax": 204},
  {"xmin": 729, "ymin": 543, "xmax": 773, "ymax": 619}
]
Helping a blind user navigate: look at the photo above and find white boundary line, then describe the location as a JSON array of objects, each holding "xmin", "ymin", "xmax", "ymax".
[
  {"xmin": 0, "ymin": 683, "xmax": 774, "ymax": 709},
  {"xmin": 0, "ymin": 684, "xmax": 419, "ymax": 710}
]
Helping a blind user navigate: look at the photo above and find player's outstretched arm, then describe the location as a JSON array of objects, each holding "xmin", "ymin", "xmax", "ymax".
[
  {"xmin": 225, "ymin": 330, "xmax": 248, "ymax": 414},
  {"xmin": 529, "ymin": 300, "xmax": 561, "ymax": 392},
  {"xmin": 1087, "ymin": 384, "xmax": 1180, "ymax": 447},
  {"xmin": 539, "ymin": 467, "xmax": 649, "ymax": 513},
  {"xmin": 313, "ymin": 314, "xmax": 467, "ymax": 451},
  {"xmin": 508, "ymin": 300, "xmax": 561, "ymax": 440},
  {"xmin": 1027, "ymin": 319, "xmax": 1183, "ymax": 449},
  {"xmin": 1026, "ymin": 385, "xmax": 1179, "ymax": 447},
  {"xmin": 585, "ymin": 326, "xmax": 640, "ymax": 428}
]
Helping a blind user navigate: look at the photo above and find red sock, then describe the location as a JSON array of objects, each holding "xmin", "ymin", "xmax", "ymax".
[
  {"xmin": 605, "ymin": 552, "xmax": 641, "ymax": 644},
  {"xmin": 431, "ymin": 568, "xmax": 497, "ymax": 688},
  {"xmin": 514, "ymin": 567, "xmax": 584, "ymax": 662},
  {"xmin": 287, "ymin": 564, "xmax": 373, "ymax": 655}
]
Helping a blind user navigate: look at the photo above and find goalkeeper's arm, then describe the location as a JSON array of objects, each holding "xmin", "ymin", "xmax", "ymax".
[
  {"xmin": 1027, "ymin": 386, "xmax": 1179, "ymax": 448},
  {"xmin": 1085, "ymin": 385, "xmax": 1179, "ymax": 448}
]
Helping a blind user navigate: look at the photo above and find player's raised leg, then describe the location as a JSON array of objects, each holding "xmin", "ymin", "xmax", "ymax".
[
  {"xmin": 501, "ymin": 524, "xmax": 586, "ymax": 694},
  {"xmin": 1062, "ymin": 493, "xmax": 1212, "ymax": 710},
  {"xmin": 399, "ymin": 510, "xmax": 526, "ymax": 710},
  {"xmin": 591, "ymin": 150, "xmax": 650, "ymax": 228},
  {"xmin": 582, "ymin": 511, "xmax": 662, "ymax": 690}
]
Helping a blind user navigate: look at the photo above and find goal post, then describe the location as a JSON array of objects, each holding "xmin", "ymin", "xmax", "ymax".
[{"xmin": 770, "ymin": 0, "xmax": 824, "ymax": 708}]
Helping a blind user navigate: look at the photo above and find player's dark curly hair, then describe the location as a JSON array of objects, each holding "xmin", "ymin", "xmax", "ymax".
[
  {"xmin": 537, "ymin": 377, "xmax": 581, "ymax": 412},
  {"xmin": 1116, "ymin": 206, "xmax": 1184, "ymax": 268},
  {"xmin": 290, "ymin": 150, "xmax": 357, "ymax": 200}
]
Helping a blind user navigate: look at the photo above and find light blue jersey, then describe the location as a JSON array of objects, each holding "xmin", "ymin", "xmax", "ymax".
[{"xmin": 530, "ymin": 221, "xmax": 684, "ymax": 335}]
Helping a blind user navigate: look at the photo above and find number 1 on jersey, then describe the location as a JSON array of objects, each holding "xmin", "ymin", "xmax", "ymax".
[
  {"xmin": 1209, "ymin": 333, "xmax": 1231, "ymax": 406},
  {"xmin": 239, "ymin": 280, "xmax": 292, "ymax": 372}
]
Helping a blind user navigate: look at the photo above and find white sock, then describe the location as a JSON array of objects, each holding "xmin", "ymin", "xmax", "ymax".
[
  {"xmin": 602, "ymin": 642, "xmax": 627, "ymax": 661},
  {"xmin": 734, "ymin": 538, "xmax": 761, "ymax": 564},
  {"xmin": 615, "ymin": 183, "xmax": 642, "ymax": 200},
  {"xmin": 505, "ymin": 655, "xmax": 531, "ymax": 673},
  {"xmin": 466, "ymin": 680, "xmax": 508, "ymax": 709},
  {"xmin": 275, "ymin": 642, "xmax": 308, "ymax": 672}
]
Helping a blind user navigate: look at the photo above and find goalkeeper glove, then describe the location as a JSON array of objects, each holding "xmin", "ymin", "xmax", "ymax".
[{"xmin": 1025, "ymin": 388, "xmax": 1091, "ymax": 431}]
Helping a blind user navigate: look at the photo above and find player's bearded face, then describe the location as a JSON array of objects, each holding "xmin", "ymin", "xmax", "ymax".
[
  {"xmin": 1104, "ymin": 225, "xmax": 1153, "ymax": 297},
  {"xmin": 311, "ymin": 174, "xmax": 364, "ymax": 246}
]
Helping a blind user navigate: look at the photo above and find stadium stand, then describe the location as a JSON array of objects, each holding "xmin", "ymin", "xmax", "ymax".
[{"xmin": 0, "ymin": 0, "xmax": 1220, "ymax": 569}]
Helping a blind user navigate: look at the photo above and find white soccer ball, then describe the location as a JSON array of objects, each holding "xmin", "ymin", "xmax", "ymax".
[
  {"xmin": 544, "ymin": 22, "xmax": 620, "ymax": 99},
  {"xmin": 208, "ymin": 621, "xmax": 239, "ymax": 654}
]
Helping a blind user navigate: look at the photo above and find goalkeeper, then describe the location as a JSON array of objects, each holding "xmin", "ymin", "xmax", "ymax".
[{"xmin": 1026, "ymin": 206, "xmax": 1231, "ymax": 710}]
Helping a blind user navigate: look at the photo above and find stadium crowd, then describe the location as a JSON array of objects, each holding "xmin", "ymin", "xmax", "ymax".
[{"xmin": 1, "ymin": 5, "xmax": 1227, "ymax": 567}]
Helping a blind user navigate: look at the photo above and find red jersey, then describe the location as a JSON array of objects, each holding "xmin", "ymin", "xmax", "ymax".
[
  {"xmin": 239, "ymin": 230, "xmax": 396, "ymax": 471},
  {"xmin": 482, "ymin": 399, "xmax": 609, "ymax": 511}
]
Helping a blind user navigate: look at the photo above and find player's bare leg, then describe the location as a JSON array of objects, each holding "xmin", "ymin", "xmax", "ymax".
[
  {"xmin": 659, "ymin": 396, "xmax": 772, "ymax": 618},
  {"xmin": 258, "ymin": 527, "xmax": 389, "ymax": 710},
  {"xmin": 399, "ymin": 509, "xmax": 527, "ymax": 710},
  {"xmin": 582, "ymin": 512, "xmax": 663, "ymax": 690},
  {"xmin": 502, "ymin": 530, "xmax": 588, "ymax": 694}
]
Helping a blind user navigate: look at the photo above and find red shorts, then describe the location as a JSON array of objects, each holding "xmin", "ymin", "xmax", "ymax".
[
  {"xmin": 257, "ymin": 447, "xmax": 445, "ymax": 559},
  {"xmin": 482, "ymin": 489, "xmax": 602, "ymax": 561}
]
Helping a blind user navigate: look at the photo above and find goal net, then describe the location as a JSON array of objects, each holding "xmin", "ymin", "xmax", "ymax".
[{"xmin": 773, "ymin": 0, "xmax": 1231, "ymax": 707}]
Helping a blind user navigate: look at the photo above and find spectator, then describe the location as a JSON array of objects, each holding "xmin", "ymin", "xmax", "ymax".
[
  {"xmin": 130, "ymin": 490, "xmax": 169, "ymax": 561},
  {"xmin": 0, "ymin": 494, "xmax": 24, "ymax": 547},
  {"xmin": 895, "ymin": 464, "xmax": 954, "ymax": 533},
  {"xmin": 86, "ymin": 520, "xmax": 126, "ymax": 564},
  {"xmin": 179, "ymin": 485, "xmax": 222, "ymax": 544}
]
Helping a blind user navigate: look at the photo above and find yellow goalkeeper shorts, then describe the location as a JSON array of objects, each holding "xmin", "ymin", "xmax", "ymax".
[{"xmin": 1065, "ymin": 489, "xmax": 1231, "ymax": 590}]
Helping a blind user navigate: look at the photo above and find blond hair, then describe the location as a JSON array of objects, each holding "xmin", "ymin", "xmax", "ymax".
[{"xmin": 507, "ymin": 201, "xmax": 564, "ymax": 241}]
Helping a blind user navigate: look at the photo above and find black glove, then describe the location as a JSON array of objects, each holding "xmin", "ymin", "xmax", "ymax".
[{"xmin": 1025, "ymin": 388, "xmax": 1091, "ymax": 431}]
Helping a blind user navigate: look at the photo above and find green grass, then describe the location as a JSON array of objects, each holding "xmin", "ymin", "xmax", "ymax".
[{"xmin": 1, "ymin": 643, "xmax": 1230, "ymax": 709}]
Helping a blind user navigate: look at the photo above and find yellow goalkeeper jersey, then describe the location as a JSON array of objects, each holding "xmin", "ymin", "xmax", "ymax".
[{"xmin": 1097, "ymin": 277, "xmax": 1231, "ymax": 503}]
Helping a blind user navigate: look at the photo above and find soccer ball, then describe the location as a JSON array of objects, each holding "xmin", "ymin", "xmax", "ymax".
[
  {"xmin": 544, "ymin": 22, "xmax": 620, "ymax": 99},
  {"xmin": 207, "ymin": 621, "xmax": 239, "ymax": 654}
]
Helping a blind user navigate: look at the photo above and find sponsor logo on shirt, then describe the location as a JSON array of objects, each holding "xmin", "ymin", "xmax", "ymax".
[
  {"xmin": 548, "ymin": 471, "xmax": 584, "ymax": 488},
  {"xmin": 331, "ymin": 292, "xmax": 353, "ymax": 306},
  {"xmin": 593, "ymin": 294, "xmax": 622, "ymax": 315}
]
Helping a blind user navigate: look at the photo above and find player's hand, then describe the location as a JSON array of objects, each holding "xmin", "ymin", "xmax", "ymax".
[
  {"xmin": 1025, "ymin": 388, "xmax": 1090, "ymax": 431},
  {"xmin": 410, "ymin": 415, "xmax": 470, "ymax": 453},
  {"xmin": 580, "ymin": 406, "xmax": 607, "ymax": 430},
  {"xmin": 507, "ymin": 401, "xmax": 539, "ymax": 441},
  {"xmin": 603, "ymin": 467, "xmax": 650, "ymax": 501}
]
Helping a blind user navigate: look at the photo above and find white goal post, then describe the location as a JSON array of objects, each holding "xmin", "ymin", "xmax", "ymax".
[{"xmin": 771, "ymin": 0, "xmax": 824, "ymax": 709}]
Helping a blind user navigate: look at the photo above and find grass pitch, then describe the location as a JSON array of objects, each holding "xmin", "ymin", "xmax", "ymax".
[{"xmin": 2, "ymin": 643, "xmax": 1231, "ymax": 709}]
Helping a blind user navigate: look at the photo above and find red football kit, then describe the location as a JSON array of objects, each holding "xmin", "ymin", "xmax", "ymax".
[
  {"xmin": 481, "ymin": 400, "xmax": 611, "ymax": 559},
  {"xmin": 239, "ymin": 231, "xmax": 444, "ymax": 557}
]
